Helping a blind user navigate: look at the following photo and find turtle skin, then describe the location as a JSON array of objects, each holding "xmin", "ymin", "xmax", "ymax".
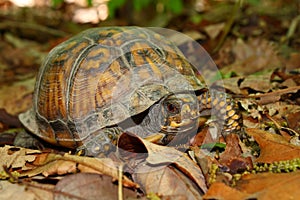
[{"xmin": 19, "ymin": 27, "xmax": 242, "ymax": 156}]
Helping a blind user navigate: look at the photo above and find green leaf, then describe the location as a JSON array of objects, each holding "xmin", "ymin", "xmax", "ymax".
[
  {"xmin": 190, "ymin": 14, "xmax": 203, "ymax": 24},
  {"xmin": 107, "ymin": 0, "xmax": 126, "ymax": 17},
  {"xmin": 247, "ymin": 0, "xmax": 261, "ymax": 6},
  {"xmin": 222, "ymin": 71, "xmax": 237, "ymax": 79},
  {"xmin": 51, "ymin": 0, "xmax": 64, "ymax": 8},
  {"xmin": 133, "ymin": 0, "xmax": 152, "ymax": 11},
  {"xmin": 166, "ymin": 0, "xmax": 183, "ymax": 14},
  {"xmin": 200, "ymin": 142, "xmax": 226, "ymax": 151},
  {"xmin": 87, "ymin": 0, "xmax": 93, "ymax": 7}
]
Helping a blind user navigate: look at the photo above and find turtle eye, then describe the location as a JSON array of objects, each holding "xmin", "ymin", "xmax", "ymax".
[{"xmin": 165, "ymin": 102, "xmax": 180, "ymax": 114}]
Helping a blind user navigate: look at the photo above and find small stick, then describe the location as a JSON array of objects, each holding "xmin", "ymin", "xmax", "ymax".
[{"xmin": 118, "ymin": 163, "xmax": 124, "ymax": 200}]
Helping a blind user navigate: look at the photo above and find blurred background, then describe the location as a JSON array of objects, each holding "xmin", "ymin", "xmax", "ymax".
[
  {"xmin": 0, "ymin": 0, "xmax": 299, "ymax": 117},
  {"xmin": 1, "ymin": 0, "xmax": 299, "ymax": 40}
]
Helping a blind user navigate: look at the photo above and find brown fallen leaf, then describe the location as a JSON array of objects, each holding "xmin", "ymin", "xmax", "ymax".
[
  {"xmin": 117, "ymin": 133, "xmax": 208, "ymax": 193},
  {"xmin": 239, "ymin": 72, "xmax": 273, "ymax": 93},
  {"xmin": 219, "ymin": 134, "xmax": 253, "ymax": 173},
  {"xmin": 214, "ymin": 77, "xmax": 244, "ymax": 95},
  {"xmin": 190, "ymin": 126, "xmax": 218, "ymax": 147},
  {"xmin": 139, "ymin": 138, "xmax": 207, "ymax": 193},
  {"xmin": 0, "ymin": 77, "xmax": 35, "ymax": 115},
  {"xmin": 191, "ymin": 146, "xmax": 218, "ymax": 185},
  {"xmin": 280, "ymin": 78, "xmax": 298, "ymax": 88},
  {"xmin": 192, "ymin": 134, "xmax": 253, "ymax": 186},
  {"xmin": 0, "ymin": 108, "xmax": 22, "ymax": 128},
  {"xmin": 0, "ymin": 145, "xmax": 39, "ymax": 172},
  {"xmin": 253, "ymin": 86, "xmax": 300, "ymax": 105},
  {"xmin": 203, "ymin": 182, "xmax": 249, "ymax": 200},
  {"xmin": 117, "ymin": 132, "xmax": 148, "ymax": 165},
  {"xmin": 204, "ymin": 171, "xmax": 300, "ymax": 200},
  {"xmin": 21, "ymin": 152, "xmax": 138, "ymax": 188},
  {"xmin": 221, "ymin": 38, "xmax": 282, "ymax": 76},
  {"xmin": 246, "ymin": 128, "xmax": 300, "ymax": 163},
  {"xmin": 63, "ymin": 154, "xmax": 119, "ymax": 179},
  {"xmin": 265, "ymin": 102, "xmax": 300, "ymax": 119},
  {"xmin": 20, "ymin": 153, "xmax": 77, "ymax": 177},
  {"xmin": 0, "ymin": 181, "xmax": 37, "ymax": 200},
  {"xmin": 43, "ymin": 160, "xmax": 77, "ymax": 177},
  {"xmin": 204, "ymin": 23, "xmax": 225, "ymax": 39},
  {"xmin": 286, "ymin": 111, "xmax": 300, "ymax": 131},
  {"xmin": 54, "ymin": 173, "xmax": 137, "ymax": 200},
  {"xmin": 26, "ymin": 182, "xmax": 55, "ymax": 200},
  {"xmin": 134, "ymin": 164, "xmax": 203, "ymax": 199},
  {"xmin": 284, "ymin": 52, "xmax": 300, "ymax": 70},
  {"xmin": 236, "ymin": 171, "xmax": 300, "ymax": 199}
]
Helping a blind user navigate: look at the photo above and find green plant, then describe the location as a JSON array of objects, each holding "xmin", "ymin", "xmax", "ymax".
[
  {"xmin": 107, "ymin": 0, "xmax": 184, "ymax": 18},
  {"xmin": 51, "ymin": 0, "xmax": 63, "ymax": 7},
  {"xmin": 51, "ymin": 0, "xmax": 92, "ymax": 8},
  {"xmin": 50, "ymin": 0, "xmax": 184, "ymax": 18}
]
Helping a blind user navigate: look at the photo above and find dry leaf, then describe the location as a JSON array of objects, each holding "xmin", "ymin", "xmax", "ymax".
[
  {"xmin": 286, "ymin": 111, "xmax": 300, "ymax": 131},
  {"xmin": 280, "ymin": 78, "xmax": 298, "ymax": 88},
  {"xmin": 25, "ymin": 181, "xmax": 55, "ymax": 200},
  {"xmin": 191, "ymin": 146, "xmax": 219, "ymax": 184},
  {"xmin": 62, "ymin": 154, "xmax": 139, "ymax": 187},
  {"xmin": 204, "ymin": 168, "xmax": 300, "ymax": 200},
  {"xmin": 236, "ymin": 171, "xmax": 300, "ymax": 199},
  {"xmin": 42, "ymin": 160, "xmax": 77, "ymax": 177},
  {"xmin": 117, "ymin": 133, "xmax": 208, "ymax": 193},
  {"xmin": 218, "ymin": 134, "xmax": 253, "ymax": 173},
  {"xmin": 0, "ymin": 181, "xmax": 36, "ymax": 200},
  {"xmin": 0, "ymin": 78, "xmax": 35, "ymax": 115},
  {"xmin": 0, "ymin": 145, "xmax": 39, "ymax": 172},
  {"xmin": 246, "ymin": 128, "xmax": 300, "ymax": 163},
  {"xmin": 0, "ymin": 108, "xmax": 22, "ymax": 128},
  {"xmin": 21, "ymin": 152, "xmax": 138, "ymax": 188},
  {"xmin": 204, "ymin": 23, "xmax": 225, "ymax": 39},
  {"xmin": 239, "ymin": 98, "xmax": 263, "ymax": 120},
  {"xmin": 54, "ymin": 173, "xmax": 137, "ymax": 200},
  {"xmin": 190, "ymin": 126, "xmax": 217, "ymax": 147},
  {"xmin": 134, "ymin": 164, "xmax": 203, "ymax": 199},
  {"xmin": 255, "ymin": 86, "xmax": 300, "ymax": 105},
  {"xmin": 20, "ymin": 153, "xmax": 76, "ymax": 177},
  {"xmin": 220, "ymin": 38, "xmax": 282, "ymax": 76},
  {"xmin": 239, "ymin": 72, "xmax": 273, "ymax": 93},
  {"xmin": 203, "ymin": 182, "xmax": 249, "ymax": 200},
  {"xmin": 140, "ymin": 138, "xmax": 208, "ymax": 193},
  {"xmin": 285, "ymin": 52, "xmax": 300, "ymax": 70},
  {"xmin": 214, "ymin": 77, "xmax": 244, "ymax": 95}
]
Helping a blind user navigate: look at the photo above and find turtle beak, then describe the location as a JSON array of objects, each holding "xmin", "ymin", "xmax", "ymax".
[
  {"xmin": 161, "ymin": 104, "xmax": 198, "ymax": 132},
  {"xmin": 170, "ymin": 119, "xmax": 195, "ymax": 128}
]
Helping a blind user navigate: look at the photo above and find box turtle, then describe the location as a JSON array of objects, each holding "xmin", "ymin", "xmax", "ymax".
[{"xmin": 19, "ymin": 27, "xmax": 242, "ymax": 156}]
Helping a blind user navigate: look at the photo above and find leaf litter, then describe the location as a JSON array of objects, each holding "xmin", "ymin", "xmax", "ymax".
[{"xmin": 1, "ymin": 0, "xmax": 300, "ymax": 199}]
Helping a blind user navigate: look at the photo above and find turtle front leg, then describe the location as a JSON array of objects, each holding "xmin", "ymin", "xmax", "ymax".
[
  {"xmin": 197, "ymin": 90, "xmax": 243, "ymax": 136},
  {"xmin": 77, "ymin": 127, "xmax": 123, "ymax": 157}
]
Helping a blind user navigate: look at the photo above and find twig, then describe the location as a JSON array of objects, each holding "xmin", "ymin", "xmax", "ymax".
[
  {"xmin": 213, "ymin": 0, "xmax": 241, "ymax": 53},
  {"xmin": 265, "ymin": 113, "xmax": 299, "ymax": 136},
  {"xmin": 284, "ymin": 14, "xmax": 300, "ymax": 44},
  {"xmin": 118, "ymin": 163, "xmax": 124, "ymax": 200},
  {"xmin": 3, "ymin": 165, "xmax": 85, "ymax": 200},
  {"xmin": 0, "ymin": 21, "xmax": 67, "ymax": 38}
]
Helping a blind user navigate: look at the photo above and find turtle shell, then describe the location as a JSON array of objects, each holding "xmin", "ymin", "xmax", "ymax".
[{"xmin": 19, "ymin": 27, "xmax": 203, "ymax": 149}]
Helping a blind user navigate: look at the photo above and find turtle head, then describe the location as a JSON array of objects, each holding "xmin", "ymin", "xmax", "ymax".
[{"xmin": 159, "ymin": 92, "xmax": 199, "ymax": 139}]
